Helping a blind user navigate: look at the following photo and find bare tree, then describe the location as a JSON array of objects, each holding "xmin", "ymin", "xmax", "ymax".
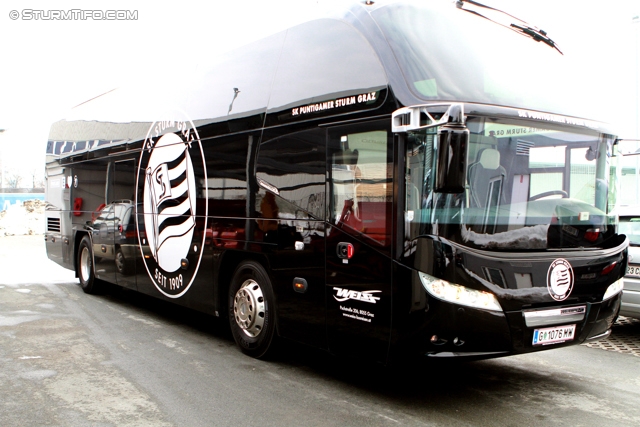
[
  {"xmin": 29, "ymin": 168, "xmax": 45, "ymax": 190},
  {"xmin": 6, "ymin": 172, "xmax": 22, "ymax": 189}
]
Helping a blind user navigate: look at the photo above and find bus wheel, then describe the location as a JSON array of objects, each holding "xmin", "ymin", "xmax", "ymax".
[
  {"xmin": 228, "ymin": 261, "xmax": 276, "ymax": 358},
  {"xmin": 77, "ymin": 235, "xmax": 99, "ymax": 294}
]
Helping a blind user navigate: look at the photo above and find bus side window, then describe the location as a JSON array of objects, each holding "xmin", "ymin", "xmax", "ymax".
[
  {"xmin": 256, "ymin": 128, "xmax": 326, "ymax": 220},
  {"xmin": 329, "ymin": 123, "xmax": 393, "ymax": 247}
]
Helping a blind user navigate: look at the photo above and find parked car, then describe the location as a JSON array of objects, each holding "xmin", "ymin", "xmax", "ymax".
[
  {"xmin": 618, "ymin": 213, "xmax": 640, "ymax": 319},
  {"xmin": 88, "ymin": 200, "xmax": 137, "ymax": 275}
]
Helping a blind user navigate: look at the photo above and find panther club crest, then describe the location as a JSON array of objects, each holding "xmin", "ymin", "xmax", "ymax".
[{"xmin": 136, "ymin": 114, "xmax": 208, "ymax": 298}]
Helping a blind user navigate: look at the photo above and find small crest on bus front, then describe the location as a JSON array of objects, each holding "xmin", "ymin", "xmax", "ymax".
[
  {"xmin": 547, "ymin": 258, "xmax": 574, "ymax": 301},
  {"xmin": 136, "ymin": 113, "xmax": 208, "ymax": 298}
]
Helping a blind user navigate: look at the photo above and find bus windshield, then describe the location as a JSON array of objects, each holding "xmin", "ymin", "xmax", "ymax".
[
  {"xmin": 372, "ymin": 2, "xmax": 598, "ymax": 120},
  {"xmin": 404, "ymin": 117, "xmax": 618, "ymax": 251}
]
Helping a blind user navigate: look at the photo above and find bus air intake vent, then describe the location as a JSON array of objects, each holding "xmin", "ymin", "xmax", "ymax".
[{"xmin": 47, "ymin": 217, "xmax": 61, "ymax": 233}]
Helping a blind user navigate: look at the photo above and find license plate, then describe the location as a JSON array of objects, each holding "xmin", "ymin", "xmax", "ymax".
[
  {"xmin": 562, "ymin": 224, "xmax": 579, "ymax": 237},
  {"xmin": 627, "ymin": 265, "xmax": 640, "ymax": 278},
  {"xmin": 532, "ymin": 324, "xmax": 576, "ymax": 345}
]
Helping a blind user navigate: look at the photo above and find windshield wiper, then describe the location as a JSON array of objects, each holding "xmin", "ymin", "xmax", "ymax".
[
  {"xmin": 456, "ymin": 0, "xmax": 563, "ymax": 55},
  {"xmin": 510, "ymin": 24, "xmax": 563, "ymax": 54}
]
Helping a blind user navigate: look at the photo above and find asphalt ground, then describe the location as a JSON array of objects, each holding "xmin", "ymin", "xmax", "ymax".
[{"xmin": 2, "ymin": 235, "xmax": 640, "ymax": 427}]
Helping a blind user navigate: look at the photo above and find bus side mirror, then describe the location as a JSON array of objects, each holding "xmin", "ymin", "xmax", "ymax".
[{"xmin": 435, "ymin": 105, "xmax": 468, "ymax": 193}]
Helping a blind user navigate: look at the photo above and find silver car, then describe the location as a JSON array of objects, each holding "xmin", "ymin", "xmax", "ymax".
[{"xmin": 619, "ymin": 215, "xmax": 640, "ymax": 319}]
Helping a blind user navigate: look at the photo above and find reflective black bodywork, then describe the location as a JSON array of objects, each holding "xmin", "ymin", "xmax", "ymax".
[{"xmin": 44, "ymin": 0, "xmax": 625, "ymax": 363}]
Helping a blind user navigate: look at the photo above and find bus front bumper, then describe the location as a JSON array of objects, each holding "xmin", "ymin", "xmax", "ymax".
[{"xmin": 415, "ymin": 293, "xmax": 621, "ymax": 359}]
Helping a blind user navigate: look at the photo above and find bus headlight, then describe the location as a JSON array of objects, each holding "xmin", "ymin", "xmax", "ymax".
[
  {"xmin": 602, "ymin": 278, "xmax": 624, "ymax": 301},
  {"xmin": 419, "ymin": 272, "xmax": 502, "ymax": 312}
]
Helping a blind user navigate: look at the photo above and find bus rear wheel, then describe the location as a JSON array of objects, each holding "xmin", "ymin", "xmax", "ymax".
[
  {"xmin": 228, "ymin": 261, "xmax": 277, "ymax": 358},
  {"xmin": 77, "ymin": 235, "xmax": 99, "ymax": 294}
]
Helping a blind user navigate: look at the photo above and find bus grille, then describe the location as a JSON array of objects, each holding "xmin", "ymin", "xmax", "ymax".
[{"xmin": 47, "ymin": 218, "xmax": 61, "ymax": 233}]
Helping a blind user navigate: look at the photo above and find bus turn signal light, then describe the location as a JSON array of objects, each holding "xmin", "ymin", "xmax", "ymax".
[{"xmin": 293, "ymin": 277, "xmax": 308, "ymax": 293}]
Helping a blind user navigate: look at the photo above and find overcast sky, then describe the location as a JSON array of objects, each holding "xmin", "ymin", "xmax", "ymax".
[{"xmin": 0, "ymin": 0, "xmax": 638, "ymax": 176}]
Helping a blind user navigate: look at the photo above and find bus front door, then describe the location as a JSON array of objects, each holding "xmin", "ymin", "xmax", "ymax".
[{"xmin": 326, "ymin": 121, "xmax": 393, "ymax": 363}]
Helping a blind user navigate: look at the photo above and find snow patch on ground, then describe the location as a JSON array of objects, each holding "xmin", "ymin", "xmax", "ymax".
[{"xmin": 0, "ymin": 200, "xmax": 45, "ymax": 236}]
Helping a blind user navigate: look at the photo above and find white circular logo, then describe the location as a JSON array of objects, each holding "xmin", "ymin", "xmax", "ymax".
[
  {"xmin": 547, "ymin": 258, "xmax": 574, "ymax": 301},
  {"xmin": 136, "ymin": 114, "xmax": 207, "ymax": 298}
]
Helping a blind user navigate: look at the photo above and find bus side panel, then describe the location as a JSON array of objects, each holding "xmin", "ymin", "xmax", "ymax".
[
  {"xmin": 325, "ymin": 224, "xmax": 393, "ymax": 362},
  {"xmin": 44, "ymin": 153, "xmax": 69, "ymax": 270},
  {"xmin": 262, "ymin": 219, "xmax": 327, "ymax": 349}
]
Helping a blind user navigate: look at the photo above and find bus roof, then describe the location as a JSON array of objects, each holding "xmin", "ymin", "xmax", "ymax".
[{"xmin": 48, "ymin": 0, "xmax": 612, "ymax": 157}]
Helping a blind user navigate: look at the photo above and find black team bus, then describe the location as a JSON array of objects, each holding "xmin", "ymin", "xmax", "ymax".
[{"xmin": 45, "ymin": 0, "xmax": 627, "ymax": 362}]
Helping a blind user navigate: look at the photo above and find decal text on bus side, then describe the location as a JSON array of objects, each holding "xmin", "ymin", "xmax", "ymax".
[
  {"xmin": 333, "ymin": 286, "xmax": 381, "ymax": 304},
  {"xmin": 292, "ymin": 91, "xmax": 378, "ymax": 117}
]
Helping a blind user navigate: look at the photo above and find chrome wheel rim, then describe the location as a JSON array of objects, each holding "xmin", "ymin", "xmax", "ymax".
[
  {"xmin": 80, "ymin": 247, "xmax": 91, "ymax": 282},
  {"xmin": 233, "ymin": 279, "xmax": 265, "ymax": 338}
]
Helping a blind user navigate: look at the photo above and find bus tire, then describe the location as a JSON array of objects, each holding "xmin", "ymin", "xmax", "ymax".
[
  {"xmin": 77, "ymin": 235, "xmax": 99, "ymax": 294},
  {"xmin": 228, "ymin": 261, "xmax": 277, "ymax": 359}
]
